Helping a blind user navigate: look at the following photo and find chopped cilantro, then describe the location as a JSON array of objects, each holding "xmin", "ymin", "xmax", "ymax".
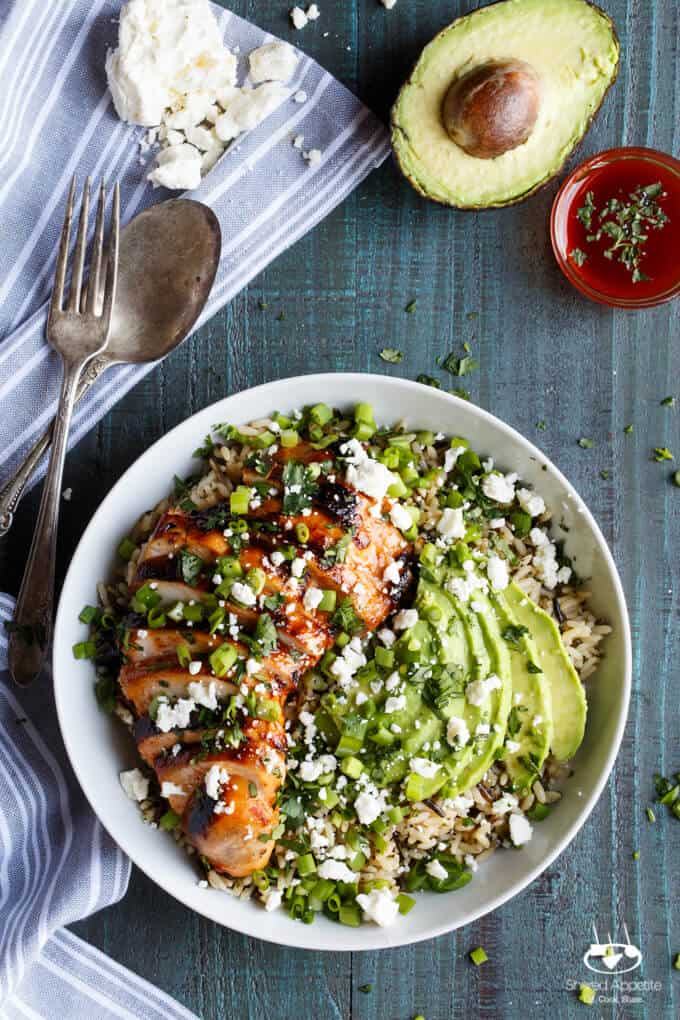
[
  {"xmin": 177, "ymin": 548, "xmax": 203, "ymax": 586},
  {"xmin": 623, "ymin": 424, "xmax": 634, "ymax": 434},
  {"xmin": 536, "ymin": 420, "xmax": 547, "ymax": 431},
  {"xmin": 501, "ymin": 624, "xmax": 529, "ymax": 647},
  {"xmin": 380, "ymin": 347, "xmax": 403, "ymax": 364},
  {"xmin": 653, "ymin": 447, "xmax": 674, "ymax": 462},
  {"xmin": 282, "ymin": 460, "xmax": 317, "ymax": 515},
  {"xmin": 330, "ymin": 597, "xmax": 363, "ymax": 635},
  {"xmin": 405, "ymin": 299, "xmax": 417, "ymax": 314},
  {"xmin": 577, "ymin": 437, "xmax": 594, "ymax": 449},
  {"xmin": 570, "ymin": 248, "xmax": 588, "ymax": 267},
  {"xmin": 451, "ymin": 387, "xmax": 471, "ymax": 401},
  {"xmin": 600, "ymin": 469, "xmax": 610, "ymax": 480},
  {"xmin": 441, "ymin": 352, "xmax": 479, "ymax": 377},
  {"xmin": 661, "ymin": 395, "xmax": 675, "ymax": 407},
  {"xmin": 507, "ymin": 704, "xmax": 527, "ymax": 737},
  {"xmin": 416, "ymin": 374, "xmax": 440, "ymax": 389}
]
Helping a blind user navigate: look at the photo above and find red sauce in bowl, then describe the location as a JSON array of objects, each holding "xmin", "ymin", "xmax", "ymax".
[{"xmin": 551, "ymin": 148, "xmax": 680, "ymax": 308}]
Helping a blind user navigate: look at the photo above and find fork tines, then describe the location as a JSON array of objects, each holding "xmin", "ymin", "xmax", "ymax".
[{"xmin": 50, "ymin": 176, "xmax": 120, "ymax": 320}]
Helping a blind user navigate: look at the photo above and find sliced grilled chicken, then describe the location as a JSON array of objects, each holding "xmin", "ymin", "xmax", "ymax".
[{"xmin": 119, "ymin": 435, "xmax": 414, "ymax": 878}]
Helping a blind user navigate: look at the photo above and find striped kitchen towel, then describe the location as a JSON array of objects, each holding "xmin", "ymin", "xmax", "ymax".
[
  {"xmin": 0, "ymin": 596, "xmax": 199, "ymax": 1019},
  {"xmin": 0, "ymin": 0, "xmax": 390, "ymax": 493}
]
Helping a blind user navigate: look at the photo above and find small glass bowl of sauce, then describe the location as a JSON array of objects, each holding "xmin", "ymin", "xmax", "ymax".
[{"xmin": 551, "ymin": 147, "xmax": 680, "ymax": 309}]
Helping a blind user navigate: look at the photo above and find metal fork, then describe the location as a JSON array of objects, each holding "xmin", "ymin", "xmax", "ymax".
[{"xmin": 9, "ymin": 177, "xmax": 119, "ymax": 687}]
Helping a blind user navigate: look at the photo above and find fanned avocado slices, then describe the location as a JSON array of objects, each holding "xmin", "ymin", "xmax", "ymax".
[{"xmin": 391, "ymin": 0, "xmax": 620, "ymax": 208}]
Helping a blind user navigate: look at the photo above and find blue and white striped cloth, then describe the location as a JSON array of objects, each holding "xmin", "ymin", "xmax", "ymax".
[
  {"xmin": 0, "ymin": 0, "xmax": 390, "ymax": 492},
  {"xmin": 0, "ymin": 596, "xmax": 199, "ymax": 1019},
  {"xmin": 0, "ymin": 1, "xmax": 389, "ymax": 1016}
]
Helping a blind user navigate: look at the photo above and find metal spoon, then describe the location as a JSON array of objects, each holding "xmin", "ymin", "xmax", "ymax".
[{"xmin": 0, "ymin": 198, "xmax": 221, "ymax": 537}]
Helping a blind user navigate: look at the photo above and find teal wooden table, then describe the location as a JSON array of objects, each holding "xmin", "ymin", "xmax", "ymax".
[{"xmin": 2, "ymin": 1, "xmax": 678, "ymax": 1017}]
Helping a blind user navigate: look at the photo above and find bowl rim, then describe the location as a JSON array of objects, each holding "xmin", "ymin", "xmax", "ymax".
[
  {"xmin": 53, "ymin": 372, "xmax": 633, "ymax": 950},
  {"xmin": 550, "ymin": 145, "xmax": 680, "ymax": 309}
]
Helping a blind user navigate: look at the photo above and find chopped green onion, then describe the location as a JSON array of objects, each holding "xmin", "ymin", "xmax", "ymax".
[
  {"xmin": 182, "ymin": 602, "xmax": 203, "ymax": 623},
  {"xmin": 309, "ymin": 403, "xmax": 333, "ymax": 425},
  {"xmin": 526, "ymin": 802, "xmax": 550, "ymax": 822},
  {"xmin": 147, "ymin": 605, "xmax": 167, "ymax": 629},
  {"xmin": 176, "ymin": 643, "xmax": 192, "ymax": 669},
  {"xmin": 209, "ymin": 644, "xmax": 238, "ymax": 677},
  {"xmin": 374, "ymin": 646, "xmax": 394, "ymax": 670},
  {"xmin": 646, "ymin": 806, "xmax": 656, "ymax": 823},
  {"xmin": 661, "ymin": 395, "xmax": 675, "ymax": 407},
  {"xmin": 280, "ymin": 429, "xmax": 299, "ymax": 449},
  {"xmin": 469, "ymin": 947, "xmax": 488, "ymax": 966},
  {"xmin": 653, "ymin": 447, "xmax": 674, "ymax": 462},
  {"xmin": 72, "ymin": 640, "xmax": 97, "ymax": 660},
  {"xmin": 230, "ymin": 485, "xmax": 252, "ymax": 515},
  {"xmin": 623, "ymin": 424, "xmax": 634, "ymax": 434},
  {"xmin": 397, "ymin": 893, "xmax": 416, "ymax": 915},
  {"xmin": 577, "ymin": 437, "xmax": 594, "ymax": 450},
  {"xmin": 578, "ymin": 984, "xmax": 596, "ymax": 1005},
  {"xmin": 340, "ymin": 756, "xmax": 364, "ymax": 779},
  {"xmin": 673, "ymin": 471, "xmax": 680, "ymax": 488},
  {"xmin": 338, "ymin": 903, "xmax": 361, "ymax": 927},
  {"xmin": 131, "ymin": 582, "xmax": 161, "ymax": 612},
  {"xmin": 359, "ymin": 984, "xmax": 373, "ymax": 994},
  {"xmin": 318, "ymin": 589, "xmax": 337, "ymax": 613},
  {"xmin": 632, "ymin": 850, "xmax": 640, "ymax": 861},
  {"xmin": 78, "ymin": 605, "xmax": 99, "ymax": 624},
  {"xmin": 674, "ymin": 954, "xmax": 680, "ymax": 971},
  {"xmin": 159, "ymin": 809, "xmax": 181, "ymax": 831},
  {"xmin": 252, "ymin": 870, "xmax": 269, "ymax": 891},
  {"xmin": 117, "ymin": 537, "xmax": 136, "ymax": 561},
  {"xmin": 248, "ymin": 781, "xmax": 258, "ymax": 798},
  {"xmin": 295, "ymin": 522, "xmax": 310, "ymax": 544},
  {"xmin": 246, "ymin": 567, "xmax": 266, "ymax": 595},
  {"xmin": 297, "ymin": 853, "xmax": 317, "ymax": 877}
]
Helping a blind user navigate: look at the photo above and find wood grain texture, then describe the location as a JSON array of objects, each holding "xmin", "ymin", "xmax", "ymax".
[{"xmin": 1, "ymin": 1, "xmax": 678, "ymax": 1017}]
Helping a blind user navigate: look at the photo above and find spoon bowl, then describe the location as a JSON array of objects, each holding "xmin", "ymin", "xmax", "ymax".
[{"xmin": 107, "ymin": 198, "xmax": 221, "ymax": 365}]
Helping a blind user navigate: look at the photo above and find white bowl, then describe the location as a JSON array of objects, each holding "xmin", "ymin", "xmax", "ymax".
[{"xmin": 54, "ymin": 374, "xmax": 632, "ymax": 951}]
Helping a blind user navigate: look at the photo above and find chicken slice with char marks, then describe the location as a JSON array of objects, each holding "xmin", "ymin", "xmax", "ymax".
[{"xmin": 118, "ymin": 435, "xmax": 414, "ymax": 878}]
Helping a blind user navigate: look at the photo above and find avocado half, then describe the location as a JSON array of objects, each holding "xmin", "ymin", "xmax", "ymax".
[{"xmin": 391, "ymin": 0, "xmax": 620, "ymax": 209}]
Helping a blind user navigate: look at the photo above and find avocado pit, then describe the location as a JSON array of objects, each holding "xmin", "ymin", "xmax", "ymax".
[{"xmin": 442, "ymin": 59, "xmax": 541, "ymax": 160}]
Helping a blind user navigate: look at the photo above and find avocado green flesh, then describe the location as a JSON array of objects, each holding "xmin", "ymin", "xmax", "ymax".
[
  {"xmin": 503, "ymin": 582, "xmax": 586, "ymax": 761},
  {"xmin": 493, "ymin": 591, "xmax": 553, "ymax": 791},
  {"xmin": 391, "ymin": 0, "xmax": 620, "ymax": 208},
  {"xmin": 320, "ymin": 564, "xmax": 585, "ymax": 799}
]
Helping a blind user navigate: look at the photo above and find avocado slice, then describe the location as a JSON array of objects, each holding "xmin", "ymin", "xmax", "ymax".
[
  {"xmin": 493, "ymin": 591, "xmax": 553, "ymax": 791},
  {"xmin": 391, "ymin": 0, "xmax": 619, "ymax": 208},
  {"xmin": 503, "ymin": 582, "xmax": 586, "ymax": 761}
]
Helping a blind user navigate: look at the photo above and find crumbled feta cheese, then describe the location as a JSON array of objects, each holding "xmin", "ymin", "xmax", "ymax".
[
  {"xmin": 231, "ymin": 581, "xmax": 257, "ymax": 606},
  {"xmin": 214, "ymin": 82, "xmax": 291, "ymax": 142},
  {"xmin": 465, "ymin": 673, "xmax": 502, "ymax": 707},
  {"xmin": 410, "ymin": 757, "xmax": 440, "ymax": 779},
  {"xmin": 342, "ymin": 441, "xmax": 397, "ymax": 504},
  {"xmin": 446, "ymin": 716, "xmax": 470, "ymax": 748},
  {"xmin": 264, "ymin": 887, "xmax": 283, "ymax": 911},
  {"xmin": 317, "ymin": 859, "xmax": 356, "ymax": 883},
  {"xmin": 155, "ymin": 697, "xmax": 195, "ymax": 732},
  {"xmin": 517, "ymin": 487, "xmax": 546, "ymax": 519},
  {"xmin": 389, "ymin": 502, "xmax": 413, "ymax": 532},
  {"xmin": 505, "ymin": 739, "xmax": 521, "ymax": 753},
  {"xmin": 393, "ymin": 608, "xmax": 418, "ymax": 631},
  {"xmin": 249, "ymin": 42, "xmax": 299, "ymax": 84},
  {"xmin": 475, "ymin": 723, "xmax": 490, "ymax": 737},
  {"xmin": 307, "ymin": 3, "xmax": 321, "ymax": 19},
  {"xmin": 148, "ymin": 145, "xmax": 202, "ymax": 190},
  {"xmin": 246, "ymin": 658, "xmax": 261, "ymax": 676},
  {"xmin": 481, "ymin": 472, "xmax": 516, "ymax": 505},
  {"xmin": 299, "ymin": 759, "xmax": 324, "ymax": 782},
  {"xmin": 383, "ymin": 561, "xmax": 403, "ymax": 586},
  {"xmin": 270, "ymin": 550, "xmax": 285, "ymax": 566},
  {"xmin": 293, "ymin": 90, "xmax": 307, "ymax": 103},
  {"xmin": 492, "ymin": 793, "xmax": 519, "ymax": 815},
  {"xmin": 377, "ymin": 627, "xmax": 396, "ymax": 647},
  {"xmin": 290, "ymin": 5, "xmax": 308, "ymax": 28},
  {"xmin": 444, "ymin": 446, "xmax": 466, "ymax": 473},
  {"xmin": 384, "ymin": 694, "xmax": 406, "ymax": 714},
  {"xmin": 426, "ymin": 859, "xmax": 448, "ymax": 881},
  {"xmin": 120, "ymin": 768, "xmax": 149, "ymax": 802},
  {"xmin": 204, "ymin": 764, "xmax": 230, "ymax": 800},
  {"xmin": 356, "ymin": 888, "xmax": 399, "ymax": 927},
  {"xmin": 292, "ymin": 133, "xmax": 305, "ymax": 149},
  {"xmin": 354, "ymin": 789, "xmax": 386, "ymax": 825},
  {"xmin": 160, "ymin": 781, "xmax": 185, "ymax": 798},
  {"xmin": 487, "ymin": 554, "xmax": 509, "ymax": 591},
  {"xmin": 437, "ymin": 506, "xmax": 466, "ymax": 541},
  {"xmin": 187, "ymin": 680, "xmax": 218, "ymax": 711},
  {"xmin": 62, "ymin": 487, "xmax": 72, "ymax": 502},
  {"xmin": 188, "ymin": 660, "xmax": 202, "ymax": 676},
  {"xmin": 303, "ymin": 586, "xmax": 324, "ymax": 611},
  {"xmin": 509, "ymin": 812, "xmax": 533, "ymax": 846},
  {"xmin": 451, "ymin": 794, "xmax": 474, "ymax": 815},
  {"xmin": 291, "ymin": 557, "xmax": 306, "ymax": 578},
  {"xmin": 303, "ymin": 147, "xmax": 322, "ymax": 167}
]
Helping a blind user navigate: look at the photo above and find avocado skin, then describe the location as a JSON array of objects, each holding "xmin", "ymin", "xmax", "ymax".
[{"xmin": 390, "ymin": 0, "xmax": 620, "ymax": 210}]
